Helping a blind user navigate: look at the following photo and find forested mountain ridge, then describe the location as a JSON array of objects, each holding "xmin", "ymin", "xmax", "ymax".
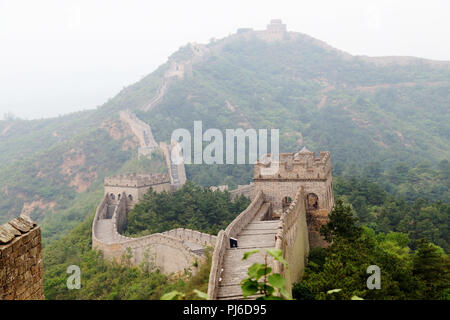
[
  {"xmin": 138, "ymin": 30, "xmax": 450, "ymax": 167},
  {"xmin": 0, "ymin": 24, "xmax": 449, "ymax": 245}
]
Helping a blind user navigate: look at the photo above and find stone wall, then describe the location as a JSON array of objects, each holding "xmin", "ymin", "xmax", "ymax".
[
  {"xmin": 162, "ymin": 228, "xmax": 217, "ymax": 246},
  {"xmin": 229, "ymin": 183, "xmax": 254, "ymax": 200},
  {"xmin": 104, "ymin": 173, "xmax": 171, "ymax": 208},
  {"xmin": 207, "ymin": 230, "xmax": 227, "ymax": 300},
  {"xmin": 0, "ymin": 215, "xmax": 44, "ymax": 300},
  {"xmin": 224, "ymin": 191, "xmax": 264, "ymax": 239},
  {"xmin": 273, "ymin": 187, "xmax": 309, "ymax": 293},
  {"xmin": 92, "ymin": 193, "xmax": 215, "ymax": 274},
  {"xmin": 160, "ymin": 141, "xmax": 187, "ymax": 189},
  {"xmin": 119, "ymin": 109, "xmax": 158, "ymax": 152}
]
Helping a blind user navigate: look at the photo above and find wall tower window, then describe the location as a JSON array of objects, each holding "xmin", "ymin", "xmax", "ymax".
[{"xmin": 307, "ymin": 193, "xmax": 319, "ymax": 210}]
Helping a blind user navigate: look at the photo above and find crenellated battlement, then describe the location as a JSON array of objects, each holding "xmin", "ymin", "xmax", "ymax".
[
  {"xmin": 104, "ymin": 172, "xmax": 171, "ymax": 206},
  {"xmin": 104, "ymin": 173, "xmax": 170, "ymax": 188},
  {"xmin": 254, "ymin": 148, "xmax": 332, "ymax": 181}
]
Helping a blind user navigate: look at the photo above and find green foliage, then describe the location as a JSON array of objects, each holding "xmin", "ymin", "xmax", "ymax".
[
  {"xmin": 412, "ymin": 239, "xmax": 450, "ymax": 299},
  {"xmin": 240, "ymin": 249, "xmax": 292, "ymax": 300},
  {"xmin": 0, "ymin": 126, "xmax": 130, "ymax": 226},
  {"xmin": 43, "ymin": 215, "xmax": 168, "ymax": 299},
  {"xmin": 292, "ymin": 283, "xmax": 315, "ymax": 300},
  {"xmin": 334, "ymin": 171, "xmax": 449, "ymax": 252},
  {"xmin": 296, "ymin": 210, "xmax": 449, "ymax": 300},
  {"xmin": 43, "ymin": 214, "xmax": 214, "ymax": 300},
  {"xmin": 141, "ymin": 36, "xmax": 450, "ymax": 172},
  {"xmin": 125, "ymin": 181, "xmax": 250, "ymax": 236},
  {"xmin": 153, "ymin": 247, "xmax": 213, "ymax": 300},
  {"xmin": 320, "ymin": 199, "xmax": 362, "ymax": 242},
  {"xmin": 117, "ymin": 150, "xmax": 167, "ymax": 175},
  {"xmin": 160, "ymin": 289, "xmax": 208, "ymax": 300}
]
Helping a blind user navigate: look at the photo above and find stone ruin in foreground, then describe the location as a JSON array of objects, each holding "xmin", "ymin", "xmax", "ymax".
[{"xmin": 0, "ymin": 215, "xmax": 45, "ymax": 300}]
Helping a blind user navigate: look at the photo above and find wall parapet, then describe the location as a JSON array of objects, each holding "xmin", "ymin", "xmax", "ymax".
[
  {"xmin": 92, "ymin": 193, "xmax": 215, "ymax": 274},
  {"xmin": 161, "ymin": 228, "xmax": 217, "ymax": 247},
  {"xmin": 273, "ymin": 187, "xmax": 309, "ymax": 292},
  {"xmin": 225, "ymin": 190, "xmax": 264, "ymax": 239},
  {"xmin": 104, "ymin": 173, "xmax": 170, "ymax": 188},
  {"xmin": 254, "ymin": 151, "xmax": 332, "ymax": 181},
  {"xmin": 207, "ymin": 230, "xmax": 227, "ymax": 300},
  {"xmin": 207, "ymin": 191, "xmax": 265, "ymax": 299},
  {"xmin": 0, "ymin": 214, "xmax": 45, "ymax": 300},
  {"xmin": 229, "ymin": 183, "xmax": 254, "ymax": 200}
]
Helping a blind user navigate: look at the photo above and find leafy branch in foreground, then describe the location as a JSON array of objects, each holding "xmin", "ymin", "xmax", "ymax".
[{"xmin": 240, "ymin": 248, "xmax": 292, "ymax": 300}]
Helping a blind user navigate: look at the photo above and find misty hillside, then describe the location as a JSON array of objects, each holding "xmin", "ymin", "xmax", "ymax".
[{"xmin": 0, "ymin": 26, "xmax": 449, "ymax": 243}]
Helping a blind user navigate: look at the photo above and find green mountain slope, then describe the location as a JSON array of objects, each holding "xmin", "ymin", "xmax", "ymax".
[{"xmin": 137, "ymin": 33, "xmax": 449, "ymax": 168}]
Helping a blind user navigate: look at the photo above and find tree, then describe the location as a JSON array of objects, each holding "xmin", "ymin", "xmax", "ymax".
[
  {"xmin": 412, "ymin": 239, "xmax": 450, "ymax": 299},
  {"xmin": 320, "ymin": 199, "xmax": 362, "ymax": 242},
  {"xmin": 292, "ymin": 283, "xmax": 315, "ymax": 300}
]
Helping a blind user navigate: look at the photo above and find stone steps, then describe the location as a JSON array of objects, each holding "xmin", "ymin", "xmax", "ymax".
[
  {"xmin": 216, "ymin": 203, "xmax": 278, "ymax": 300},
  {"xmin": 95, "ymin": 219, "xmax": 115, "ymax": 243}
]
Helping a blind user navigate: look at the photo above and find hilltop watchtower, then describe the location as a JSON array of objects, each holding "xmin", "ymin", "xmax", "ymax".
[
  {"xmin": 264, "ymin": 19, "xmax": 287, "ymax": 41},
  {"xmin": 253, "ymin": 147, "xmax": 334, "ymax": 247}
]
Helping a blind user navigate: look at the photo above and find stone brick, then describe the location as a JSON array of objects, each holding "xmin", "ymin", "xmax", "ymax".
[{"xmin": 0, "ymin": 223, "xmax": 44, "ymax": 300}]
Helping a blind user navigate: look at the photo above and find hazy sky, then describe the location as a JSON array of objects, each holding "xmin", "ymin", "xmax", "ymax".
[{"xmin": 1, "ymin": 0, "xmax": 449, "ymax": 120}]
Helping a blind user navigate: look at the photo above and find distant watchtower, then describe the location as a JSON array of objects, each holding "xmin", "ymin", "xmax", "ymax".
[
  {"xmin": 264, "ymin": 19, "xmax": 287, "ymax": 41},
  {"xmin": 104, "ymin": 173, "xmax": 171, "ymax": 210},
  {"xmin": 253, "ymin": 147, "xmax": 334, "ymax": 247}
]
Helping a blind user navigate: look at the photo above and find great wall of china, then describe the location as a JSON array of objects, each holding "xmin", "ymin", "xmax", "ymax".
[
  {"xmin": 92, "ymin": 180, "xmax": 216, "ymax": 274},
  {"xmin": 139, "ymin": 20, "xmax": 290, "ymax": 116},
  {"xmin": 90, "ymin": 19, "xmax": 335, "ymax": 292},
  {"xmin": 207, "ymin": 148, "xmax": 334, "ymax": 299},
  {"xmin": 92, "ymin": 108, "xmax": 196, "ymax": 273},
  {"xmin": 91, "ymin": 145, "xmax": 334, "ymax": 299},
  {"xmin": 1, "ymin": 20, "xmax": 336, "ymax": 299}
]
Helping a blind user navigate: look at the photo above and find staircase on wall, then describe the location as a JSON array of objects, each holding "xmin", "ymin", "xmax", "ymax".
[
  {"xmin": 216, "ymin": 203, "xmax": 279, "ymax": 300},
  {"xmin": 94, "ymin": 201, "xmax": 120, "ymax": 243}
]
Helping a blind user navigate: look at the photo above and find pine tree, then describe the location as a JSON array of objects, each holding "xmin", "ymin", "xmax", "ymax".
[
  {"xmin": 412, "ymin": 239, "xmax": 450, "ymax": 299},
  {"xmin": 320, "ymin": 199, "xmax": 361, "ymax": 242}
]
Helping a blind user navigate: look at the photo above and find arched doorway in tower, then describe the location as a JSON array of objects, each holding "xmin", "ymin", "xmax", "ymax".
[{"xmin": 307, "ymin": 193, "xmax": 319, "ymax": 210}]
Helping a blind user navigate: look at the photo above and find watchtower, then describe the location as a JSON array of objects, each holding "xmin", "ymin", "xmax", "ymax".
[
  {"xmin": 253, "ymin": 147, "xmax": 334, "ymax": 247},
  {"xmin": 104, "ymin": 173, "xmax": 171, "ymax": 209},
  {"xmin": 264, "ymin": 19, "xmax": 287, "ymax": 41}
]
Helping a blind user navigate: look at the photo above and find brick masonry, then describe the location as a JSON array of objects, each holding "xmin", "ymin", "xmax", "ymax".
[{"xmin": 0, "ymin": 215, "xmax": 45, "ymax": 300}]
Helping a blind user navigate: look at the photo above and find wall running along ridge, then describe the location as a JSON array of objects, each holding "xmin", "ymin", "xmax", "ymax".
[{"xmin": 92, "ymin": 192, "xmax": 216, "ymax": 274}]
